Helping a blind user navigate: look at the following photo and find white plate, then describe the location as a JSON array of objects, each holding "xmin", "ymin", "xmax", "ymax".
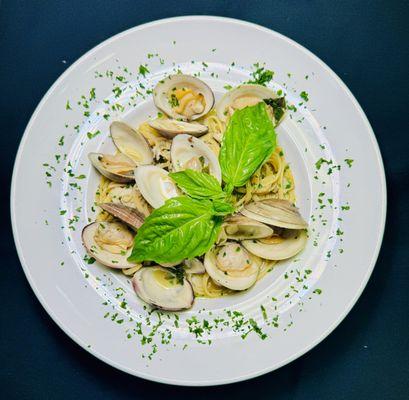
[{"xmin": 11, "ymin": 16, "xmax": 386, "ymax": 386}]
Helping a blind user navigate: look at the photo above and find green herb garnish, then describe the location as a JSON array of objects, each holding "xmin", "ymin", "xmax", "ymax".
[
  {"xmin": 169, "ymin": 170, "xmax": 225, "ymax": 200},
  {"xmin": 263, "ymin": 97, "xmax": 286, "ymax": 124},
  {"xmin": 139, "ymin": 65, "xmax": 150, "ymax": 77},
  {"xmin": 128, "ymin": 197, "xmax": 223, "ymax": 264},
  {"xmin": 169, "ymin": 94, "xmax": 179, "ymax": 107},
  {"xmin": 219, "ymin": 102, "xmax": 276, "ymax": 192},
  {"xmin": 300, "ymin": 91, "xmax": 309, "ymax": 102},
  {"xmin": 169, "ymin": 265, "xmax": 185, "ymax": 285},
  {"xmin": 129, "ymin": 103, "xmax": 277, "ymax": 264},
  {"xmin": 247, "ymin": 65, "xmax": 274, "ymax": 86}
]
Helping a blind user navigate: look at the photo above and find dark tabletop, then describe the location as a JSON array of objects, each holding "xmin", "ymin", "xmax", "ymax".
[{"xmin": 1, "ymin": 1, "xmax": 408, "ymax": 399}]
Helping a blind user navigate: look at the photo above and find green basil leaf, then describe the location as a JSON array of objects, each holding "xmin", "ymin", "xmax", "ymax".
[
  {"xmin": 219, "ymin": 102, "xmax": 277, "ymax": 190},
  {"xmin": 212, "ymin": 200, "xmax": 235, "ymax": 216},
  {"xmin": 128, "ymin": 196, "xmax": 222, "ymax": 264},
  {"xmin": 169, "ymin": 169, "xmax": 225, "ymax": 200}
]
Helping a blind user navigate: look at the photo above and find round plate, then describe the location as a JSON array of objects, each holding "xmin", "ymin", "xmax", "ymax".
[{"xmin": 11, "ymin": 16, "xmax": 386, "ymax": 386}]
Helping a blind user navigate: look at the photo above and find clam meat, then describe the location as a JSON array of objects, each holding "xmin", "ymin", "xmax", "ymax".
[
  {"xmin": 132, "ymin": 266, "xmax": 194, "ymax": 311},
  {"xmin": 153, "ymin": 74, "xmax": 214, "ymax": 121},
  {"xmin": 82, "ymin": 221, "xmax": 136, "ymax": 269},
  {"xmin": 204, "ymin": 242, "xmax": 260, "ymax": 291},
  {"xmin": 110, "ymin": 121, "xmax": 153, "ymax": 165},
  {"xmin": 134, "ymin": 165, "xmax": 179, "ymax": 208},
  {"xmin": 170, "ymin": 134, "xmax": 222, "ymax": 182}
]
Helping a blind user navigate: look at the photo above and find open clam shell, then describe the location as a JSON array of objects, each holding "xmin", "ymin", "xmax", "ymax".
[
  {"xmin": 204, "ymin": 243, "xmax": 261, "ymax": 291},
  {"xmin": 82, "ymin": 221, "xmax": 136, "ymax": 269},
  {"xmin": 241, "ymin": 199, "xmax": 308, "ymax": 230},
  {"xmin": 134, "ymin": 165, "xmax": 180, "ymax": 208},
  {"xmin": 98, "ymin": 203, "xmax": 145, "ymax": 230},
  {"xmin": 170, "ymin": 134, "xmax": 222, "ymax": 182},
  {"xmin": 216, "ymin": 84, "xmax": 286, "ymax": 125},
  {"xmin": 183, "ymin": 258, "xmax": 206, "ymax": 274},
  {"xmin": 88, "ymin": 152, "xmax": 135, "ymax": 183},
  {"xmin": 222, "ymin": 215, "xmax": 274, "ymax": 240},
  {"xmin": 110, "ymin": 121, "xmax": 153, "ymax": 165},
  {"xmin": 153, "ymin": 74, "xmax": 214, "ymax": 121},
  {"xmin": 148, "ymin": 119, "xmax": 208, "ymax": 139},
  {"xmin": 132, "ymin": 266, "xmax": 194, "ymax": 311},
  {"xmin": 242, "ymin": 229, "xmax": 308, "ymax": 260}
]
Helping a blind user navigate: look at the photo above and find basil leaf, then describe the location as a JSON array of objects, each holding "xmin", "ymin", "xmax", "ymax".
[
  {"xmin": 128, "ymin": 196, "xmax": 222, "ymax": 264},
  {"xmin": 219, "ymin": 102, "xmax": 277, "ymax": 191},
  {"xmin": 212, "ymin": 200, "xmax": 235, "ymax": 216},
  {"xmin": 169, "ymin": 169, "xmax": 225, "ymax": 200}
]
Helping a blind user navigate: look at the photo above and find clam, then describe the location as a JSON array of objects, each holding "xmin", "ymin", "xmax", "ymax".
[
  {"xmin": 242, "ymin": 230, "xmax": 308, "ymax": 260},
  {"xmin": 88, "ymin": 152, "xmax": 135, "ymax": 183},
  {"xmin": 184, "ymin": 258, "xmax": 206, "ymax": 274},
  {"xmin": 240, "ymin": 199, "xmax": 308, "ymax": 260},
  {"xmin": 241, "ymin": 199, "xmax": 308, "ymax": 230},
  {"xmin": 153, "ymin": 74, "xmax": 214, "ymax": 121},
  {"xmin": 170, "ymin": 134, "xmax": 222, "ymax": 182},
  {"xmin": 204, "ymin": 242, "xmax": 261, "ymax": 291},
  {"xmin": 216, "ymin": 84, "xmax": 286, "ymax": 125},
  {"xmin": 222, "ymin": 215, "xmax": 274, "ymax": 240},
  {"xmin": 82, "ymin": 221, "xmax": 136, "ymax": 269},
  {"xmin": 134, "ymin": 165, "xmax": 179, "ymax": 208},
  {"xmin": 110, "ymin": 121, "xmax": 153, "ymax": 165},
  {"xmin": 148, "ymin": 119, "xmax": 208, "ymax": 139},
  {"xmin": 132, "ymin": 266, "xmax": 194, "ymax": 311},
  {"xmin": 98, "ymin": 203, "xmax": 145, "ymax": 230}
]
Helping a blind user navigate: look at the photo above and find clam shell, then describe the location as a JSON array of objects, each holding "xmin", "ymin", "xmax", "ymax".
[
  {"xmin": 82, "ymin": 222, "xmax": 135, "ymax": 269},
  {"xmin": 132, "ymin": 266, "xmax": 194, "ymax": 311},
  {"xmin": 184, "ymin": 258, "xmax": 206, "ymax": 274},
  {"xmin": 170, "ymin": 134, "xmax": 222, "ymax": 182},
  {"xmin": 241, "ymin": 199, "xmax": 308, "ymax": 230},
  {"xmin": 204, "ymin": 244, "xmax": 260, "ymax": 291},
  {"xmin": 216, "ymin": 84, "xmax": 285, "ymax": 124},
  {"xmin": 153, "ymin": 74, "xmax": 214, "ymax": 121},
  {"xmin": 134, "ymin": 165, "xmax": 179, "ymax": 208},
  {"xmin": 242, "ymin": 229, "xmax": 308, "ymax": 260},
  {"xmin": 110, "ymin": 121, "xmax": 153, "ymax": 165},
  {"xmin": 148, "ymin": 119, "xmax": 208, "ymax": 139},
  {"xmin": 98, "ymin": 203, "xmax": 144, "ymax": 230},
  {"xmin": 222, "ymin": 215, "xmax": 274, "ymax": 240},
  {"xmin": 88, "ymin": 152, "xmax": 135, "ymax": 183}
]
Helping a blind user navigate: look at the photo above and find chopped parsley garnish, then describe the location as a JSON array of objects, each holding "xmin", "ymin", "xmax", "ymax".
[
  {"xmin": 87, "ymin": 130, "xmax": 101, "ymax": 139},
  {"xmin": 247, "ymin": 64, "xmax": 274, "ymax": 86},
  {"xmin": 112, "ymin": 87, "xmax": 122, "ymax": 98},
  {"xmin": 139, "ymin": 65, "xmax": 150, "ymax": 77},
  {"xmin": 169, "ymin": 94, "xmax": 179, "ymax": 107},
  {"xmin": 315, "ymin": 158, "xmax": 332, "ymax": 170},
  {"xmin": 300, "ymin": 91, "xmax": 309, "ymax": 102},
  {"xmin": 83, "ymin": 255, "xmax": 96, "ymax": 264},
  {"xmin": 344, "ymin": 159, "xmax": 354, "ymax": 168}
]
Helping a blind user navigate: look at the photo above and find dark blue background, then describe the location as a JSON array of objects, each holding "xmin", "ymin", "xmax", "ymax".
[{"xmin": 1, "ymin": 1, "xmax": 408, "ymax": 398}]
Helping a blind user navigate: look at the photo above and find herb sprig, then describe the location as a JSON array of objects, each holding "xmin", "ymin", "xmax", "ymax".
[{"xmin": 129, "ymin": 102, "xmax": 277, "ymax": 264}]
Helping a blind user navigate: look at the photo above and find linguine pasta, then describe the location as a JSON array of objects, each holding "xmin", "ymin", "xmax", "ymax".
[{"xmin": 95, "ymin": 112, "xmax": 296, "ymax": 298}]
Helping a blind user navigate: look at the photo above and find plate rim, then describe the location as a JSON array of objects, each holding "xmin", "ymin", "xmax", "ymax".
[{"xmin": 10, "ymin": 15, "xmax": 387, "ymax": 386}]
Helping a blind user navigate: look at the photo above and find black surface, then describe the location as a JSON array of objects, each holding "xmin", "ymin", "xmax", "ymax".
[{"xmin": 1, "ymin": 1, "xmax": 409, "ymax": 399}]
